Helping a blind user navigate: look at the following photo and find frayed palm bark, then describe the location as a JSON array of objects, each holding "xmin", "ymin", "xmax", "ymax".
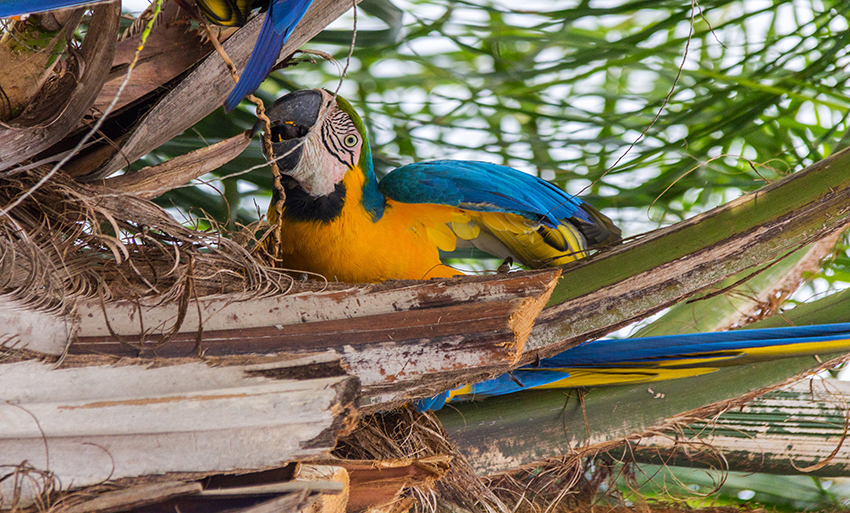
[
  {"xmin": 0, "ymin": 166, "xmax": 298, "ymax": 315},
  {"xmin": 333, "ymin": 406, "xmax": 512, "ymax": 513},
  {"xmin": 0, "ymin": 2, "xmax": 120, "ymax": 171}
]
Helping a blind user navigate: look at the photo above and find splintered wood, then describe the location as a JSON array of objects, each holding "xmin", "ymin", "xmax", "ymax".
[
  {"xmin": 1, "ymin": 269, "xmax": 559, "ymax": 509},
  {"xmin": 67, "ymin": 269, "xmax": 561, "ymax": 407},
  {"xmin": 0, "ymin": 357, "xmax": 358, "ymax": 507}
]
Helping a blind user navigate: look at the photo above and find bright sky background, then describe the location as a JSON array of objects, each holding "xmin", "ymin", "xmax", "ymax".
[{"xmin": 123, "ymin": 0, "xmax": 150, "ymax": 13}]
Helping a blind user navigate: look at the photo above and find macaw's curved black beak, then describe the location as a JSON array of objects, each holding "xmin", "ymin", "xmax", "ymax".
[{"xmin": 255, "ymin": 89, "xmax": 323, "ymax": 171}]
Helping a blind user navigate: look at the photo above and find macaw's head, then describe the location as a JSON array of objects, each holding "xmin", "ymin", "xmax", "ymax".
[{"xmin": 263, "ymin": 89, "xmax": 373, "ymax": 199}]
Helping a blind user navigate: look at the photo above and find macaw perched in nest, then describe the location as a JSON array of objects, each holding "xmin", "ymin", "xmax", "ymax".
[
  {"xmin": 417, "ymin": 321, "xmax": 850, "ymax": 411},
  {"xmin": 260, "ymin": 88, "xmax": 621, "ymax": 283},
  {"xmin": 0, "ymin": 0, "xmax": 313, "ymax": 111}
]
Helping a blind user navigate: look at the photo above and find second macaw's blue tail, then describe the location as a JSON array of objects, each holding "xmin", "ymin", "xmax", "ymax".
[
  {"xmin": 417, "ymin": 321, "xmax": 850, "ymax": 411},
  {"xmin": 224, "ymin": 0, "xmax": 313, "ymax": 111},
  {"xmin": 0, "ymin": 0, "xmax": 102, "ymax": 17}
]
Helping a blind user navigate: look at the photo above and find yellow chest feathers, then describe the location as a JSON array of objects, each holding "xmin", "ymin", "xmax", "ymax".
[{"xmin": 269, "ymin": 169, "xmax": 462, "ymax": 283}]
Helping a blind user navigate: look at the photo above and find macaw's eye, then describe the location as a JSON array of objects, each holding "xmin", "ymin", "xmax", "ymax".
[{"xmin": 343, "ymin": 134, "xmax": 359, "ymax": 147}]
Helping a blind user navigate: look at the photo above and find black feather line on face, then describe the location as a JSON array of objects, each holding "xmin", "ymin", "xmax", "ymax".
[
  {"xmin": 321, "ymin": 110, "xmax": 358, "ymax": 168},
  {"xmin": 276, "ymin": 179, "xmax": 346, "ymax": 223}
]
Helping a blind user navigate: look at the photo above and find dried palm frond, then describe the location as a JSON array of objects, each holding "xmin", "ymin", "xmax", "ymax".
[
  {"xmin": 0, "ymin": 166, "xmax": 303, "ymax": 315},
  {"xmin": 334, "ymin": 406, "xmax": 512, "ymax": 513}
]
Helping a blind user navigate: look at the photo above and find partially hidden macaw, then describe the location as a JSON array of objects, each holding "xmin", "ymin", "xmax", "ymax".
[
  {"xmin": 0, "ymin": 0, "xmax": 313, "ymax": 111},
  {"xmin": 260, "ymin": 88, "xmax": 621, "ymax": 283},
  {"xmin": 416, "ymin": 321, "xmax": 850, "ymax": 411}
]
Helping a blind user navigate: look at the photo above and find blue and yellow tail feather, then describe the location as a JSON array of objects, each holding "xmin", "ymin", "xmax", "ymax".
[{"xmin": 418, "ymin": 321, "xmax": 850, "ymax": 410}]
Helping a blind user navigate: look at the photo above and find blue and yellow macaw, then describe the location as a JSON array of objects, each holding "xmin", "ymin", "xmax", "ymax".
[
  {"xmin": 0, "ymin": 0, "xmax": 313, "ymax": 111},
  {"xmin": 416, "ymin": 322, "xmax": 850, "ymax": 411},
  {"xmin": 262, "ymin": 89, "xmax": 850, "ymax": 411},
  {"xmin": 260, "ymin": 88, "xmax": 621, "ymax": 283}
]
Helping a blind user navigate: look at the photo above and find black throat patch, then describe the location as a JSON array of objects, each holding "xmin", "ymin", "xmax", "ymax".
[{"xmin": 276, "ymin": 178, "xmax": 346, "ymax": 223}]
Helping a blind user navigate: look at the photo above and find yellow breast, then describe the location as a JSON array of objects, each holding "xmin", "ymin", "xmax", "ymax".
[{"xmin": 268, "ymin": 169, "xmax": 464, "ymax": 283}]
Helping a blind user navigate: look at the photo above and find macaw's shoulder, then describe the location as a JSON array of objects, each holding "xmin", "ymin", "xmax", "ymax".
[{"xmin": 377, "ymin": 160, "xmax": 586, "ymax": 225}]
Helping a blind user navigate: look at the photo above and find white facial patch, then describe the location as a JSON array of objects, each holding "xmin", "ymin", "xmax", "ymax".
[{"xmin": 285, "ymin": 108, "xmax": 353, "ymax": 197}]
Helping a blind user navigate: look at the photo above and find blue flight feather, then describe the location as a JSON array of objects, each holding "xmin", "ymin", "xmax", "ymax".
[
  {"xmin": 379, "ymin": 160, "xmax": 587, "ymax": 228},
  {"xmin": 460, "ymin": 370, "xmax": 570, "ymax": 397},
  {"xmin": 414, "ymin": 394, "xmax": 448, "ymax": 412},
  {"xmin": 552, "ymin": 322, "xmax": 850, "ymax": 366},
  {"xmin": 224, "ymin": 0, "xmax": 313, "ymax": 112},
  {"xmin": 0, "ymin": 0, "xmax": 104, "ymax": 17},
  {"xmin": 417, "ymin": 321, "xmax": 850, "ymax": 411}
]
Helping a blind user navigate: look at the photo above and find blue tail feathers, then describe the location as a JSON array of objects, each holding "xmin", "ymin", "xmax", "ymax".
[
  {"xmin": 224, "ymin": 0, "xmax": 313, "ymax": 111},
  {"xmin": 416, "ymin": 321, "xmax": 850, "ymax": 411},
  {"xmin": 0, "ymin": 0, "xmax": 103, "ymax": 17}
]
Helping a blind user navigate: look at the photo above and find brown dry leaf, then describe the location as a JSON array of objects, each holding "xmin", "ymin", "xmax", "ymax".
[
  {"xmin": 0, "ymin": 1, "xmax": 120, "ymax": 171},
  {"xmin": 100, "ymin": 130, "xmax": 253, "ymax": 199},
  {"xmin": 92, "ymin": 1, "xmax": 213, "ymax": 116},
  {"xmin": 57, "ymin": 1, "xmax": 217, "ymax": 177},
  {"xmin": 0, "ymin": 9, "xmax": 82, "ymax": 121}
]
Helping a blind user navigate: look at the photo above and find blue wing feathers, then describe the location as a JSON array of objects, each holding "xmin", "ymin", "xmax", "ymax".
[{"xmin": 380, "ymin": 160, "xmax": 585, "ymax": 227}]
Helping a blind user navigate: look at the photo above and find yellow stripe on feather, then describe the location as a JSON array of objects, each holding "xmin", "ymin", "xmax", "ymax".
[{"xmin": 531, "ymin": 366, "xmax": 721, "ymax": 388}]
